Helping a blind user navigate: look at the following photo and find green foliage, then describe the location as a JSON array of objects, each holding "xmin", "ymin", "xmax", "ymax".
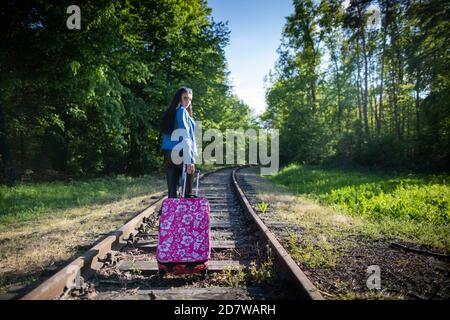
[
  {"xmin": 263, "ymin": 0, "xmax": 450, "ymax": 172},
  {"xmin": 219, "ymin": 266, "xmax": 247, "ymax": 288},
  {"xmin": 258, "ymin": 201, "xmax": 268, "ymax": 214},
  {"xmin": 329, "ymin": 183, "xmax": 449, "ymax": 224},
  {"xmin": 130, "ymin": 258, "xmax": 142, "ymax": 276},
  {"xmin": 270, "ymin": 164, "xmax": 450, "ymax": 225},
  {"xmin": 0, "ymin": 0, "xmax": 253, "ymax": 183},
  {"xmin": 248, "ymin": 248, "xmax": 275, "ymax": 284},
  {"xmin": 217, "ymin": 259, "xmax": 275, "ymax": 287}
]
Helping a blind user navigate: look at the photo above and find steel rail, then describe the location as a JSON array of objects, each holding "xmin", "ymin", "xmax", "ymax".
[
  {"xmin": 21, "ymin": 166, "xmax": 323, "ymax": 300},
  {"xmin": 20, "ymin": 168, "xmax": 224, "ymax": 300},
  {"xmin": 231, "ymin": 166, "xmax": 324, "ymax": 300}
]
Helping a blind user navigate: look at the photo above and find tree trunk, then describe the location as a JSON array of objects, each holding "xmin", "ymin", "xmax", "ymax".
[
  {"xmin": 19, "ymin": 130, "xmax": 24, "ymax": 173},
  {"xmin": 0, "ymin": 103, "xmax": 16, "ymax": 186},
  {"xmin": 355, "ymin": 4, "xmax": 370, "ymax": 143},
  {"xmin": 387, "ymin": 18, "xmax": 400, "ymax": 140},
  {"xmin": 378, "ymin": 18, "xmax": 387, "ymax": 138},
  {"xmin": 415, "ymin": 76, "xmax": 421, "ymax": 139},
  {"xmin": 335, "ymin": 59, "xmax": 342, "ymax": 134},
  {"xmin": 311, "ymin": 48, "xmax": 318, "ymax": 113},
  {"xmin": 361, "ymin": 30, "xmax": 370, "ymax": 141},
  {"xmin": 370, "ymin": 84, "xmax": 375, "ymax": 134},
  {"xmin": 371, "ymin": 55, "xmax": 378, "ymax": 136},
  {"xmin": 356, "ymin": 41, "xmax": 363, "ymax": 137},
  {"xmin": 391, "ymin": 63, "xmax": 400, "ymax": 139}
]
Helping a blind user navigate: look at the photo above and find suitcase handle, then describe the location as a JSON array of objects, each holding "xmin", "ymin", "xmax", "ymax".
[
  {"xmin": 195, "ymin": 170, "xmax": 200, "ymax": 197},
  {"xmin": 181, "ymin": 165, "xmax": 200, "ymax": 198}
]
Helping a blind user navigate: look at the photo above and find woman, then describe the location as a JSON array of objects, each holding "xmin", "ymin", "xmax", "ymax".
[{"xmin": 160, "ymin": 87, "xmax": 197, "ymax": 198}]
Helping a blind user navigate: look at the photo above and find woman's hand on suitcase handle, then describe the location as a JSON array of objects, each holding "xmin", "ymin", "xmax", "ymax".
[{"xmin": 186, "ymin": 163, "xmax": 195, "ymax": 174}]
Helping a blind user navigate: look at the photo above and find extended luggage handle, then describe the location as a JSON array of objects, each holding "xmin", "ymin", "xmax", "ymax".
[{"xmin": 181, "ymin": 164, "xmax": 200, "ymax": 198}]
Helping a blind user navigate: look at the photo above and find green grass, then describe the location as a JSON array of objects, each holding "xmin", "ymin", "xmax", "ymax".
[
  {"xmin": 270, "ymin": 164, "xmax": 449, "ymax": 224},
  {"xmin": 0, "ymin": 173, "xmax": 165, "ymax": 227},
  {"xmin": 269, "ymin": 164, "xmax": 450, "ymax": 250}
]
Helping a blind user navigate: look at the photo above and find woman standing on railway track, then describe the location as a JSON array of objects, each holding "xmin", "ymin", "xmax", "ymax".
[{"xmin": 160, "ymin": 87, "xmax": 197, "ymax": 198}]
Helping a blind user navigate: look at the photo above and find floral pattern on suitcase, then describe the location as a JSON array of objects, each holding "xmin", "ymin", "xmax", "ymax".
[{"xmin": 157, "ymin": 197, "xmax": 210, "ymax": 263}]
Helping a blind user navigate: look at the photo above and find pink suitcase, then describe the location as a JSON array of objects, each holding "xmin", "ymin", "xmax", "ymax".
[{"xmin": 156, "ymin": 169, "xmax": 210, "ymax": 276}]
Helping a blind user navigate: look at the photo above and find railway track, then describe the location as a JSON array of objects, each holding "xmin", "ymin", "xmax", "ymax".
[{"xmin": 20, "ymin": 166, "xmax": 323, "ymax": 300}]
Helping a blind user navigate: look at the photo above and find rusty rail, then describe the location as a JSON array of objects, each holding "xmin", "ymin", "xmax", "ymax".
[
  {"xmin": 20, "ymin": 168, "xmax": 221, "ymax": 300},
  {"xmin": 21, "ymin": 166, "xmax": 323, "ymax": 300},
  {"xmin": 20, "ymin": 194, "xmax": 166, "ymax": 300},
  {"xmin": 232, "ymin": 167, "xmax": 324, "ymax": 300}
]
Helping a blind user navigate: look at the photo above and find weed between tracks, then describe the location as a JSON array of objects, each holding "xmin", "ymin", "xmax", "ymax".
[
  {"xmin": 209, "ymin": 247, "xmax": 276, "ymax": 288},
  {"xmin": 209, "ymin": 261, "xmax": 275, "ymax": 288}
]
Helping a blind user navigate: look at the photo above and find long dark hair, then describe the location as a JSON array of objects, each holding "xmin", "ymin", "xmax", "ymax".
[{"xmin": 160, "ymin": 87, "xmax": 193, "ymax": 135}]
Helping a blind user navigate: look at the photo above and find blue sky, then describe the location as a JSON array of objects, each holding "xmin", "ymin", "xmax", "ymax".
[{"xmin": 207, "ymin": 0, "xmax": 294, "ymax": 115}]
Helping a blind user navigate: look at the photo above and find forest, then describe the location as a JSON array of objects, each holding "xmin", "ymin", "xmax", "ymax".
[
  {"xmin": 0, "ymin": 0, "xmax": 253, "ymax": 186},
  {"xmin": 0, "ymin": 0, "xmax": 449, "ymax": 186},
  {"xmin": 263, "ymin": 0, "xmax": 449, "ymax": 172}
]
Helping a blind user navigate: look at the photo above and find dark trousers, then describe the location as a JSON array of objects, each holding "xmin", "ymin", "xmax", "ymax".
[{"xmin": 163, "ymin": 150, "xmax": 193, "ymax": 198}]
